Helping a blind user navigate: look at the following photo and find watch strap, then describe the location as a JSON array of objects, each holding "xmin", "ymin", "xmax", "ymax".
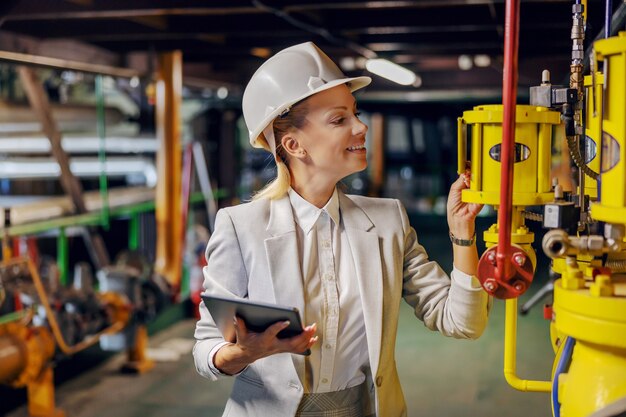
[{"xmin": 449, "ymin": 231, "xmax": 476, "ymax": 246}]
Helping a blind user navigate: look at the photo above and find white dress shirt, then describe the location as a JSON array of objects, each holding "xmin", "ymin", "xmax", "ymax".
[{"xmin": 288, "ymin": 187, "xmax": 369, "ymax": 393}]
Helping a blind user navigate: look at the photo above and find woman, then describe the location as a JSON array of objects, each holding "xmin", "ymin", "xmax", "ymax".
[{"xmin": 194, "ymin": 42, "xmax": 490, "ymax": 417}]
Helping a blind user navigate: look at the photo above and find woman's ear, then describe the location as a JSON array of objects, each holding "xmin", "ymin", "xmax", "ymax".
[{"xmin": 281, "ymin": 134, "xmax": 307, "ymax": 160}]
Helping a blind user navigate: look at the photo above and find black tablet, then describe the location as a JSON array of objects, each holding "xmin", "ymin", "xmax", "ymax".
[{"xmin": 201, "ymin": 294, "xmax": 310, "ymax": 355}]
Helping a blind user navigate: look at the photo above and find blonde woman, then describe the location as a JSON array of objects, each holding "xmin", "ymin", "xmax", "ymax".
[{"xmin": 194, "ymin": 42, "xmax": 490, "ymax": 417}]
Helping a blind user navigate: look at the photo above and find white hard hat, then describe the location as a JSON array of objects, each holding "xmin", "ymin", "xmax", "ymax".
[{"xmin": 242, "ymin": 42, "xmax": 371, "ymax": 149}]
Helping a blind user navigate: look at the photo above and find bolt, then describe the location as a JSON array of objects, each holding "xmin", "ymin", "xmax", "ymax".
[
  {"xmin": 512, "ymin": 280, "xmax": 526, "ymax": 293},
  {"xmin": 487, "ymin": 251, "xmax": 496, "ymax": 264},
  {"xmin": 484, "ymin": 278, "xmax": 498, "ymax": 292},
  {"xmin": 513, "ymin": 253, "xmax": 526, "ymax": 266}
]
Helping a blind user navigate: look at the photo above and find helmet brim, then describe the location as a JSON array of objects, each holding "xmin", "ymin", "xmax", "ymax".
[{"xmin": 249, "ymin": 75, "xmax": 371, "ymax": 149}]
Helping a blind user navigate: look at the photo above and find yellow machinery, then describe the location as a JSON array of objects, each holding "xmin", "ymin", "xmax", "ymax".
[
  {"xmin": 458, "ymin": 104, "xmax": 560, "ymax": 298},
  {"xmin": 551, "ymin": 31, "xmax": 626, "ymax": 417},
  {"xmin": 0, "ymin": 256, "xmax": 159, "ymax": 417},
  {"xmin": 460, "ymin": 0, "xmax": 626, "ymax": 412}
]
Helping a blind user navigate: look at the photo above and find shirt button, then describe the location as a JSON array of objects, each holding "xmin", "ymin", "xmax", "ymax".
[
  {"xmin": 322, "ymin": 378, "xmax": 329, "ymax": 384},
  {"xmin": 325, "ymin": 343, "xmax": 332, "ymax": 349},
  {"xmin": 376, "ymin": 376, "xmax": 383, "ymax": 387},
  {"xmin": 322, "ymin": 239, "xmax": 331, "ymax": 249}
]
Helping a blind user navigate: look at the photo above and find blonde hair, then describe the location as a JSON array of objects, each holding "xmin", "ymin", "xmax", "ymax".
[{"xmin": 252, "ymin": 100, "xmax": 309, "ymax": 200}]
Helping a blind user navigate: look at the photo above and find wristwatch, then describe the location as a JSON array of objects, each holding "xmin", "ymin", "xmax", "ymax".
[{"xmin": 449, "ymin": 231, "xmax": 476, "ymax": 246}]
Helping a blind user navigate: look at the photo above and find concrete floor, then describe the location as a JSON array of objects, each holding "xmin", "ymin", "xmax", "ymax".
[{"xmin": 5, "ymin": 233, "xmax": 556, "ymax": 417}]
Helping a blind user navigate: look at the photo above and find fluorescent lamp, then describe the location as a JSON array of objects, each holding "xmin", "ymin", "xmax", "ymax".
[{"xmin": 365, "ymin": 59, "xmax": 417, "ymax": 86}]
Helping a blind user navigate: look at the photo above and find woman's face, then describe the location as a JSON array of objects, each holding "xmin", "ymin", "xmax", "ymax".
[{"xmin": 288, "ymin": 84, "xmax": 368, "ymax": 183}]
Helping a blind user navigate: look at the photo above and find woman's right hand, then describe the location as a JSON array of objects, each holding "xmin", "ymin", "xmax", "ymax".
[{"xmin": 214, "ymin": 317, "xmax": 318, "ymax": 375}]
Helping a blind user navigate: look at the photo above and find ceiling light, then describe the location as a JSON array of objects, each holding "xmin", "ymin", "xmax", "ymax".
[
  {"xmin": 365, "ymin": 59, "xmax": 417, "ymax": 86},
  {"xmin": 458, "ymin": 55, "xmax": 473, "ymax": 71},
  {"xmin": 217, "ymin": 87, "xmax": 228, "ymax": 99},
  {"xmin": 412, "ymin": 74, "xmax": 423, "ymax": 88},
  {"xmin": 340, "ymin": 56, "xmax": 356, "ymax": 71},
  {"xmin": 474, "ymin": 54, "xmax": 491, "ymax": 67}
]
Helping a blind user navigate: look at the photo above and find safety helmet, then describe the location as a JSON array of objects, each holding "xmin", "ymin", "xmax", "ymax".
[{"xmin": 242, "ymin": 42, "xmax": 371, "ymax": 150}]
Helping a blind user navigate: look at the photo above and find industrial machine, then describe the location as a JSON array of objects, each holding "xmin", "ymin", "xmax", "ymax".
[
  {"xmin": 0, "ymin": 253, "xmax": 170, "ymax": 417},
  {"xmin": 460, "ymin": 1, "xmax": 626, "ymax": 416}
]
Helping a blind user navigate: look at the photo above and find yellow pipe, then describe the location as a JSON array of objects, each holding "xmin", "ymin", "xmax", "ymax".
[
  {"xmin": 457, "ymin": 117, "xmax": 466, "ymax": 174},
  {"xmin": 504, "ymin": 298, "xmax": 552, "ymax": 392}
]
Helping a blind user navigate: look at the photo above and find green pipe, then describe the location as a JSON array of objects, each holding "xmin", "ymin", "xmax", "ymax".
[
  {"xmin": 57, "ymin": 228, "xmax": 68, "ymax": 286},
  {"xmin": 0, "ymin": 310, "xmax": 28, "ymax": 326},
  {"xmin": 129, "ymin": 212, "xmax": 139, "ymax": 251}
]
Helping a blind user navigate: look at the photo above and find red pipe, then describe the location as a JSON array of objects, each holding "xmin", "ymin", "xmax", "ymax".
[{"xmin": 497, "ymin": 0, "xmax": 520, "ymax": 281}]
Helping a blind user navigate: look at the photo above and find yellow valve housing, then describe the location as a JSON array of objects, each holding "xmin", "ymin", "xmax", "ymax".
[
  {"xmin": 458, "ymin": 104, "xmax": 560, "ymax": 207},
  {"xmin": 590, "ymin": 32, "xmax": 626, "ymax": 226}
]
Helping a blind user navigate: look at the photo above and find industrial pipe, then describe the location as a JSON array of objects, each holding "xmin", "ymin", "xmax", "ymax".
[
  {"xmin": 504, "ymin": 299, "xmax": 552, "ymax": 392},
  {"xmin": 496, "ymin": 0, "xmax": 521, "ymax": 281},
  {"xmin": 0, "ymin": 334, "xmax": 26, "ymax": 384},
  {"xmin": 1, "ymin": 258, "xmax": 128, "ymax": 356}
]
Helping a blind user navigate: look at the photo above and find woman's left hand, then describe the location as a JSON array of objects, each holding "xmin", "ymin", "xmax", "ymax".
[{"xmin": 447, "ymin": 171, "xmax": 483, "ymax": 239}]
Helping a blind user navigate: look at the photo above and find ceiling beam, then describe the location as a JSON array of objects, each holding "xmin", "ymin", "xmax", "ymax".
[
  {"xmin": 3, "ymin": 0, "xmax": 574, "ymax": 21},
  {"xmin": 0, "ymin": 49, "xmax": 140, "ymax": 78}
]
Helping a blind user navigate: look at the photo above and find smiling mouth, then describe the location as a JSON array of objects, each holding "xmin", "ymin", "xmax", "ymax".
[{"xmin": 347, "ymin": 144, "xmax": 366, "ymax": 151}]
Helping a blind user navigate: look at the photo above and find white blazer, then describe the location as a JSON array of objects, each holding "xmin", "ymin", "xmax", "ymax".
[{"xmin": 194, "ymin": 190, "xmax": 490, "ymax": 417}]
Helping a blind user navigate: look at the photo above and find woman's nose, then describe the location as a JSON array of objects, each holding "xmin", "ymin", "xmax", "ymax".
[{"xmin": 353, "ymin": 118, "xmax": 368, "ymax": 136}]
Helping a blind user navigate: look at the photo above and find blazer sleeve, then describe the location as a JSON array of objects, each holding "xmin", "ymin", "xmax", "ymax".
[
  {"xmin": 397, "ymin": 200, "xmax": 490, "ymax": 339},
  {"xmin": 193, "ymin": 208, "xmax": 249, "ymax": 380}
]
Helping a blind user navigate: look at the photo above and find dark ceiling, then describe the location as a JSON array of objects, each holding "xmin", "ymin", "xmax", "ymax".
[{"xmin": 0, "ymin": 0, "xmax": 624, "ymax": 102}]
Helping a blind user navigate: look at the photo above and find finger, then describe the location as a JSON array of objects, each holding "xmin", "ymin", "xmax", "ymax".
[
  {"xmin": 266, "ymin": 320, "xmax": 291, "ymax": 338},
  {"xmin": 233, "ymin": 316, "xmax": 248, "ymax": 340},
  {"xmin": 284, "ymin": 333, "xmax": 316, "ymax": 354},
  {"xmin": 459, "ymin": 170, "xmax": 471, "ymax": 188},
  {"xmin": 307, "ymin": 335, "xmax": 319, "ymax": 349},
  {"xmin": 450, "ymin": 174, "xmax": 467, "ymax": 192}
]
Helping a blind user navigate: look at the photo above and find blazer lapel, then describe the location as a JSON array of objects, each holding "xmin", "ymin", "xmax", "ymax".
[
  {"xmin": 264, "ymin": 196, "xmax": 306, "ymax": 381},
  {"xmin": 338, "ymin": 191, "xmax": 384, "ymax": 379}
]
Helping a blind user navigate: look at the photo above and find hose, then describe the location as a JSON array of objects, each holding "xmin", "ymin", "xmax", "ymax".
[
  {"xmin": 2, "ymin": 258, "xmax": 127, "ymax": 356},
  {"xmin": 522, "ymin": 211, "xmax": 543, "ymax": 222},
  {"xmin": 605, "ymin": 258, "xmax": 626, "ymax": 273},
  {"xmin": 566, "ymin": 135, "xmax": 599, "ymax": 180},
  {"xmin": 552, "ymin": 337, "xmax": 576, "ymax": 417}
]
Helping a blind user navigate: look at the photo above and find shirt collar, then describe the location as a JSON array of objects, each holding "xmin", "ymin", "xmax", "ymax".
[{"xmin": 288, "ymin": 187, "xmax": 341, "ymax": 234}]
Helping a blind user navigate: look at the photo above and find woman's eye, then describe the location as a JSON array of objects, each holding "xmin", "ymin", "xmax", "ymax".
[{"xmin": 331, "ymin": 118, "xmax": 345, "ymax": 125}]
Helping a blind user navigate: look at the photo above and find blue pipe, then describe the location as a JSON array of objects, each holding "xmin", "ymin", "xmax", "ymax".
[{"xmin": 552, "ymin": 336, "xmax": 576, "ymax": 417}]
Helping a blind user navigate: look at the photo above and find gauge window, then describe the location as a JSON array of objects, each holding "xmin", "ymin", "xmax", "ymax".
[
  {"xmin": 584, "ymin": 136, "xmax": 597, "ymax": 163},
  {"xmin": 601, "ymin": 132, "xmax": 620, "ymax": 173},
  {"xmin": 489, "ymin": 143, "xmax": 531, "ymax": 163}
]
